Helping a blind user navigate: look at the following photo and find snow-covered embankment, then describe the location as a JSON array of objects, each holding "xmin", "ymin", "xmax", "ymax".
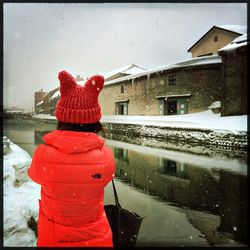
[{"xmin": 3, "ymin": 136, "xmax": 40, "ymax": 247}]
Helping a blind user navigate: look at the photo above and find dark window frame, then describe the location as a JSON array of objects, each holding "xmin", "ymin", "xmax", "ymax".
[
  {"xmin": 168, "ymin": 75, "xmax": 176, "ymax": 86},
  {"xmin": 214, "ymin": 35, "xmax": 218, "ymax": 42},
  {"xmin": 120, "ymin": 84, "xmax": 125, "ymax": 93}
]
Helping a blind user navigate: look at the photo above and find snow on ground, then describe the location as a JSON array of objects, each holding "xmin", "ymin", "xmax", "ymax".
[
  {"xmin": 33, "ymin": 114, "xmax": 57, "ymax": 120},
  {"xmin": 101, "ymin": 110, "xmax": 247, "ymax": 132},
  {"xmin": 33, "ymin": 110, "xmax": 247, "ymax": 132},
  {"xmin": 3, "ymin": 137, "xmax": 40, "ymax": 247}
]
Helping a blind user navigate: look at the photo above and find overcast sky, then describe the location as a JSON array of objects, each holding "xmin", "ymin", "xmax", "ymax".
[{"xmin": 3, "ymin": 3, "xmax": 247, "ymax": 111}]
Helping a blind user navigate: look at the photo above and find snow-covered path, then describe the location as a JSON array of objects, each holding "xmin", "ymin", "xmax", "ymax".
[
  {"xmin": 33, "ymin": 110, "xmax": 247, "ymax": 132},
  {"xmin": 101, "ymin": 110, "xmax": 247, "ymax": 132}
]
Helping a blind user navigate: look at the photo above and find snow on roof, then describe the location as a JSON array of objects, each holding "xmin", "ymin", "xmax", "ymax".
[
  {"xmin": 103, "ymin": 64, "xmax": 147, "ymax": 80},
  {"xmin": 36, "ymin": 101, "xmax": 43, "ymax": 106},
  {"xmin": 6, "ymin": 110, "xmax": 24, "ymax": 113},
  {"xmin": 50, "ymin": 89, "xmax": 60, "ymax": 100},
  {"xmin": 218, "ymin": 34, "xmax": 248, "ymax": 53},
  {"xmin": 105, "ymin": 55, "xmax": 222, "ymax": 86},
  {"xmin": 233, "ymin": 33, "xmax": 248, "ymax": 43},
  {"xmin": 215, "ymin": 25, "xmax": 247, "ymax": 35}
]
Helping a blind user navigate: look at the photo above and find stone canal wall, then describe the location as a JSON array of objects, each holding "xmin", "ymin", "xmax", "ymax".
[
  {"xmin": 103, "ymin": 122, "xmax": 247, "ymax": 159},
  {"xmin": 103, "ymin": 122, "xmax": 247, "ymax": 148}
]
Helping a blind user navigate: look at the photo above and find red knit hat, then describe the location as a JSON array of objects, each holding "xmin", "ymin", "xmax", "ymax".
[{"xmin": 55, "ymin": 70, "xmax": 104, "ymax": 124}]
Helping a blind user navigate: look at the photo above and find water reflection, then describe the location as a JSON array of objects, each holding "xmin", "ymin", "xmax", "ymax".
[{"xmin": 108, "ymin": 141, "xmax": 247, "ymax": 244}]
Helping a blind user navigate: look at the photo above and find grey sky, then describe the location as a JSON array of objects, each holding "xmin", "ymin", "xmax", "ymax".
[{"xmin": 3, "ymin": 3, "xmax": 247, "ymax": 111}]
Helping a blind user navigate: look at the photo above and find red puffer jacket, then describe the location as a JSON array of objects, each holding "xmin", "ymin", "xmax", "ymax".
[{"xmin": 27, "ymin": 130, "xmax": 115, "ymax": 247}]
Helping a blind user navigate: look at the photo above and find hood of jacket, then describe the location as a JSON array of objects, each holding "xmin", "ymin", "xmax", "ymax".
[{"xmin": 42, "ymin": 130, "xmax": 105, "ymax": 154}]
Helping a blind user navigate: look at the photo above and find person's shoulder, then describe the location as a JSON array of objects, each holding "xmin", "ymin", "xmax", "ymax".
[
  {"xmin": 103, "ymin": 144, "xmax": 112, "ymax": 152},
  {"xmin": 103, "ymin": 145, "xmax": 114, "ymax": 157},
  {"xmin": 32, "ymin": 143, "xmax": 48, "ymax": 158}
]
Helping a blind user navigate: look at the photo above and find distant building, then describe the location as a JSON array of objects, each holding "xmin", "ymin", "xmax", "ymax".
[
  {"xmin": 187, "ymin": 25, "xmax": 246, "ymax": 57},
  {"xmin": 75, "ymin": 75, "xmax": 84, "ymax": 81},
  {"xmin": 48, "ymin": 87, "xmax": 60, "ymax": 115},
  {"xmin": 43, "ymin": 87, "xmax": 60, "ymax": 114},
  {"xmin": 34, "ymin": 89, "xmax": 47, "ymax": 114},
  {"xmin": 102, "ymin": 64, "xmax": 147, "ymax": 81}
]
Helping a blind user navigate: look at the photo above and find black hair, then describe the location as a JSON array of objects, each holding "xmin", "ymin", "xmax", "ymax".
[{"xmin": 57, "ymin": 121, "xmax": 106, "ymax": 138}]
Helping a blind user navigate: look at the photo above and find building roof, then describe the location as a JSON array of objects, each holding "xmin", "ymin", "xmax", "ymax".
[
  {"xmin": 155, "ymin": 93, "xmax": 192, "ymax": 99},
  {"xmin": 216, "ymin": 25, "xmax": 247, "ymax": 34},
  {"xmin": 218, "ymin": 34, "xmax": 248, "ymax": 53},
  {"xmin": 103, "ymin": 64, "xmax": 147, "ymax": 80},
  {"xmin": 50, "ymin": 89, "xmax": 60, "ymax": 100},
  {"xmin": 187, "ymin": 25, "xmax": 247, "ymax": 52},
  {"xmin": 43, "ymin": 86, "xmax": 59, "ymax": 98},
  {"xmin": 105, "ymin": 55, "xmax": 222, "ymax": 86}
]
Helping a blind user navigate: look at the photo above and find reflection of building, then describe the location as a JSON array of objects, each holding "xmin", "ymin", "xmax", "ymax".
[
  {"xmin": 111, "ymin": 144, "xmax": 247, "ymax": 243},
  {"xmin": 158, "ymin": 157, "xmax": 188, "ymax": 178},
  {"xmin": 218, "ymin": 171, "xmax": 248, "ymax": 243},
  {"xmin": 115, "ymin": 147, "xmax": 129, "ymax": 162}
]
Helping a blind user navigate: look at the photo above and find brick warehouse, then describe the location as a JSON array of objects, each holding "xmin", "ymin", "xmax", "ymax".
[{"xmin": 98, "ymin": 56, "xmax": 222, "ymax": 116}]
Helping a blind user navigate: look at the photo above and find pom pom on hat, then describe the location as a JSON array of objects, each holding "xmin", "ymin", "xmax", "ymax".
[{"xmin": 55, "ymin": 70, "xmax": 105, "ymax": 124}]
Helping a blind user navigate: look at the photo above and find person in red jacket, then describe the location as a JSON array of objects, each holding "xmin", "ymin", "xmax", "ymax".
[{"xmin": 28, "ymin": 70, "xmax": 115, "ymax": 247}]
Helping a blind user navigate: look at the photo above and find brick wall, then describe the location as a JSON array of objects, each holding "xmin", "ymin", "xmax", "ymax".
[
  {"xmin": 220, "ymin": 46, "xmax": 247, "ymax": 116},
  {"xmin": 99, "ymin": 63, "xmax": 222, "ymax": 115}
]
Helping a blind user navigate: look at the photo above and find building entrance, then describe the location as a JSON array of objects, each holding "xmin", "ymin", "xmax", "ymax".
[
  {"xmin": 165, "ymin": 100, "xmax": 177, "ymax": 115},
  {"xmin": 115, "ymin": 102, "xmax": 128, "ymax": 115}
]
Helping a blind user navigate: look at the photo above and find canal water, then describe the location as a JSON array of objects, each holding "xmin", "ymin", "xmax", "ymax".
[{"xmin": 3, "ymin": 119, "xmax": 248, "ymax": 247}]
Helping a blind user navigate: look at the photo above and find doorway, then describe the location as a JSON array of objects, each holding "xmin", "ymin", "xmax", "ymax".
[
  {"xmin": 116, "ymin": 102, "xmax": 128, "ymax": 115},
  {"xmin": 165, "ymin": 100, "xmax": 177, "ymax": 115}
]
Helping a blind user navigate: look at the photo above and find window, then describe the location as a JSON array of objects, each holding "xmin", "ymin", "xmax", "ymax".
[
  {"xmin": 169, "ymin": 75, "xmax": 176, "ymax": 86},
  {"xmin": 214, "ymin": 36, "xmax": 218, "ymax": 42},
  {"xmin": 121, "ymin": 84, "xmax": 124, "ymax": 93}
]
